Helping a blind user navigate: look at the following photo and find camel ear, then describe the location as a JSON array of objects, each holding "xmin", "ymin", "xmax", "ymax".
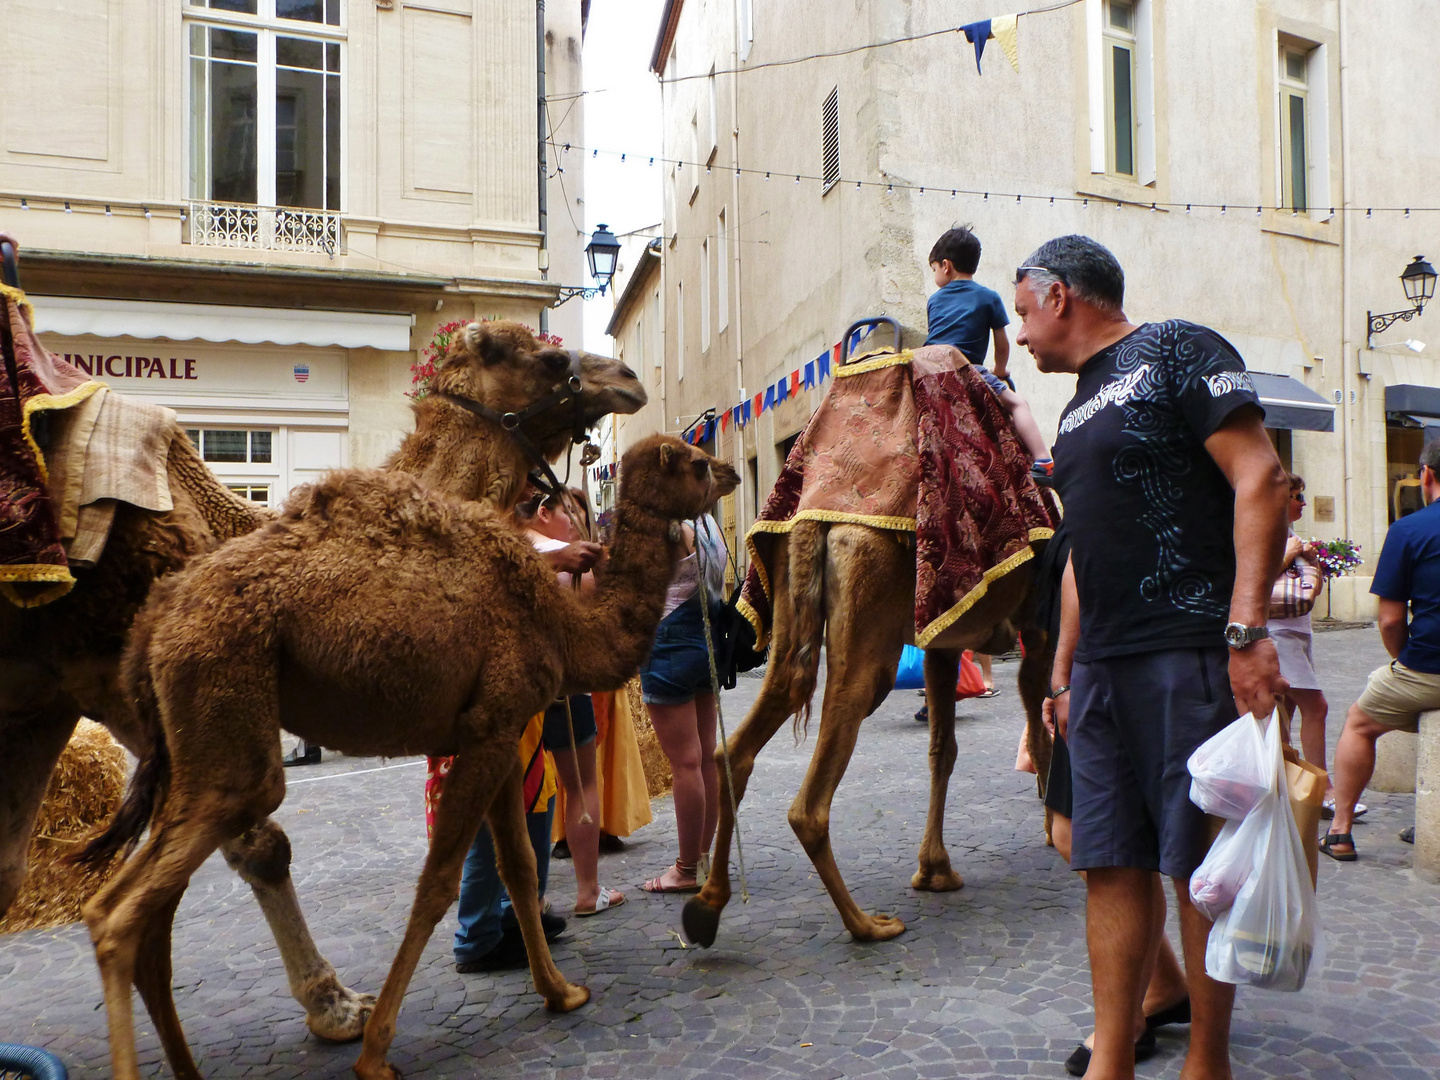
[
  {"xmin": 460, "ymin": 322, "xmax": 507, "ymax": 366},
  {"xmin": 659, "ymin": 443, "xmax": 676, "ymax": 469}
]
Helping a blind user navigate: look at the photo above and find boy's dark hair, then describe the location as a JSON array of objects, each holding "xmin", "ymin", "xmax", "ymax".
[{"xmin": 929, "ymin": 226, "xmax": 982, "ymax": 275}]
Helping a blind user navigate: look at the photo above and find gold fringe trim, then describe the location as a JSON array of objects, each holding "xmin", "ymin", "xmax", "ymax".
[
  {"xmin": 914, "ymin": 527, "xmax": 1056, "ymax": 649},
  {"xmin": 0, "ymin": 283, "xmax": 35, "ymax": 328},
  {"xmin": 22, "ymin": 383, "xmax": 104, "ymax": 485},
  {"xmin": 835, "ymin": 349, "xmax": 914, "ymax": 378},
  {"xmin": 736, "ymin": 594, "xmax": 768, "ymax": 653},
  {"xmin": 0, "ymin": 572, "xmax": 76, "ymax": 609}
]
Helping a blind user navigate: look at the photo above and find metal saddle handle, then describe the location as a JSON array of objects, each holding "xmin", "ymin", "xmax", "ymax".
[{"xmin": 840, "ymin": 316, "xmax": 902, "ymax": 364}]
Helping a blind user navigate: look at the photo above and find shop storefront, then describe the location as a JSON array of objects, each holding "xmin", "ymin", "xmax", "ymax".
[
  {"xmin": 33, "ymin": 297, "xmax": 413, "ymax": 507},
  {"xmin": 1384, "ymin": 384, "xmax": 1440, "ymax": 523}
]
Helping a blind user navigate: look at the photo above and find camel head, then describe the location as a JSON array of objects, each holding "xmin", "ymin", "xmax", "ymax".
[
  {"xmin": 433, "ymin": 320, "xmax": 647, "ymax": 461},
  {"xmin": 618, "ymin": 435, "xmax": 741, "ymax": 522}
]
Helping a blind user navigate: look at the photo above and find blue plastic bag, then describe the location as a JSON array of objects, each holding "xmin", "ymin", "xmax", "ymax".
[{"xmin": 895, "ymin": 644, "xmax": 926, "ymax": 690}]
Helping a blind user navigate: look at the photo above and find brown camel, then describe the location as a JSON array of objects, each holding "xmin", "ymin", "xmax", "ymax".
[
  {"xmin": 78, "ymin": 428, "xmax": 738, "ymax": 1080},
  {"xmin": 682, "ymin": 521, "xmax": 1052, "ymax": 948},
  {"xmin": 0, "ymin": 318, "xmax": 644, "ymax": 1044}
]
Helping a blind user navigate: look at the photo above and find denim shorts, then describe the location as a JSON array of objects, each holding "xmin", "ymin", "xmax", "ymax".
[
  {"xmin": 1068, "ymin": 647, "xmax": 1237, "ymax": 880},
  {"xmin": 640, "ymin": 596, "xmax": 719, "ymax": 705},
  {"xmin": 976, "ymin": 366, "xmax": 1014, "ymax": 397},
  {"xmin": 541, "ymin": 694, "xmax": 597, "ymax": 751}
]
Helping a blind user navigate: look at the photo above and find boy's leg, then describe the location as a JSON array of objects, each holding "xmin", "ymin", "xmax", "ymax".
[
  {"xmin": 998, "ymin": 387, "xmax": 1052, "ymax": 463},
  {"xmin": 454, "ymin": 824, "xmax": 505, "ymax": 963}
]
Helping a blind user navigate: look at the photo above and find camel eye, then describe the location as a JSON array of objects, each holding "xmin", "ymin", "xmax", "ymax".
[{"xmin": 541, "ymin": 350, "xmax": 569, "ymax": 374}]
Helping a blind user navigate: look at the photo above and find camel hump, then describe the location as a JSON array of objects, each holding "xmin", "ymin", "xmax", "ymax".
[
  {"xmin": 276, "ymin": 467, "xmax": 497, "ymax": 543},
  {"xmin": 167, "ymin": 427, "xmax": 274, "ymax": 541}
]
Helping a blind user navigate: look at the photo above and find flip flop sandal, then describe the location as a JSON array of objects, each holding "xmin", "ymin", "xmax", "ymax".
[
  {"xmin": 1320, "ymin": 832, "xmax": 1357, "ymax": 862},
  {"xmin": 575, "ymin": 886, "xmax": 627, "ymax": 917},
  {"xmin": 975, "ymin": 687, "xmax": 1000, "ymax": 699},
  {"xmin": 1400, "ymin": 826, "xmax": 1415, "ymax": 844},
  {"xmin": 642, "ymin": 859, "xmax": 702, "ymax": 894},
  {"xmin": 1320, "ymin": 798, "xmax": 1367, "ymax": 820}
]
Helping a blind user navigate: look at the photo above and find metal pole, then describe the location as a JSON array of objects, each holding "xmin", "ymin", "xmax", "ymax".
[{"xmin": 537, "ymin": 0, "xmax": 550, "ymax": 334}]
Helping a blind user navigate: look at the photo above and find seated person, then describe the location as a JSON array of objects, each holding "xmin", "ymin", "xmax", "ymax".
[{"xmin": 926, "ymin": 225, "xmax": 1053, "ymax": 483}]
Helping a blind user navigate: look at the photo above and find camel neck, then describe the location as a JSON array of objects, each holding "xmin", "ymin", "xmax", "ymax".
[{"xmin": 387, "ymin": 400, "xmax": 531, "ymax": 508}]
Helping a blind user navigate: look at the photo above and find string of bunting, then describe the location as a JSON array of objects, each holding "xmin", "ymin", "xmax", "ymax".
[{"xmin": 589, "ymin": 324, "xmax": 871, "ymax": 481}]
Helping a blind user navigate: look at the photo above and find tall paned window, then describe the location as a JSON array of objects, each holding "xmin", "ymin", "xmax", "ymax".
[
  {"xmin": 187, "ymin": 0, "xmax": 343, "ymax": 211},
  {"xmin": 700, "ymin": 238, "xmax": 712, "ymax": 351},
  {"xmin": 1103, "ymin": 0, "xmax": 1137, "ymax": 178},
  {"xmin": 717, "ymin": 209, "xmax": 729, "ymax": 333},
  {"xmin": 1279, "ymin": 44, "xmax": 1310, "ymax": 212}
]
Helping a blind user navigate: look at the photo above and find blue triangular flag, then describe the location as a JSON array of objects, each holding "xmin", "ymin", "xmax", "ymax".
[
  {"xmin": 742, "ymin": 400, "xmax": 752, "ymax": 423},
  {"xmin": 819, "ymin": 349, "xmax": 832, "ymax": 381},
  {"xmin": 763, "ymin": 385, "xmax": 775, "ymax": 410},
  {"xmin": 961, "ymin": 19, "xmax": 992, "ymax": 74},
  {"xmin": 803, "ymin": 361, "xmax": 816, "ymax": 389},
  {"xmin": 776, "ymin": 376, "xmax": 789, "ymax": 403}
]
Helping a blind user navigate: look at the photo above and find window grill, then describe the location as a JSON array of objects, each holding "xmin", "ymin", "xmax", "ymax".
[{"xmin": 821, "ymin": 88, "xmax": 840, "ymax": 191}]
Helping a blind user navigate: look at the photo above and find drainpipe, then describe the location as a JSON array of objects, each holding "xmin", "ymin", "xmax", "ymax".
[
  {"xmin": 729, "ymin": 0, "xmax": 747, "ymax": 535},
  {"xmin": 1338, "ymin": 0, "xmax": 1353, "ymax": 540},
  {"xmin": 537, "ymin": 0, "xmax": 550, "ymax": 333}
]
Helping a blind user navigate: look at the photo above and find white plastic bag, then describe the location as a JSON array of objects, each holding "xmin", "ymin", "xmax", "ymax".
[
  {"xmin": 1188, "ymin": 709, "xmax": 1275, "ymax": 820},
  {"xmin": 1203, "ymin": 713, "xmax": 1324, "ymax": 991},
  {"xmin": 1189, "ymin": 811, "xmax": 1264, "ymax": 921}
]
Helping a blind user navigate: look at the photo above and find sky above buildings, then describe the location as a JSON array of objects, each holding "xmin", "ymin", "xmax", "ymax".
[{"xmin": 580, "ymin": 0, "xmax": 665, "ymax": 351}]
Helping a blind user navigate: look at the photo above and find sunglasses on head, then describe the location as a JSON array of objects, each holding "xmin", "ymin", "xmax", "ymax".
[{"xmin": 1015, "ymin": 264, "xmax": 1070, "ymax": 287}]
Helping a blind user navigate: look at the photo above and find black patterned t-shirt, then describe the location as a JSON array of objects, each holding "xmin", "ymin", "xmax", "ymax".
[{"xmin": 1052, "ymin": 320, "xmax": 1262, "ymax": 662}]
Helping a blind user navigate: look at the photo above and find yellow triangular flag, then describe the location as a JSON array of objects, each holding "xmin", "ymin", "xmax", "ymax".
[{"xmin": 992, "ymin": 13, "xmax": 1019, "ymax": 73}]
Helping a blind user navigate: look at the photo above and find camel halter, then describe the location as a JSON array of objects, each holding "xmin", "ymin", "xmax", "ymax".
[
  {"xmin": 695, "ymin": 519, "xmax": 750, "ymax": 903},
  {"xmin": 434, "ymin": 348, "xmax": 591, "ymax": 498}
]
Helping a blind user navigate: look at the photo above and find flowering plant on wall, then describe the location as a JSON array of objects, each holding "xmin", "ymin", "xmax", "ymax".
[
  {"xmin": 1308, "ymin": 538, "xmax": 1363, "ymax": 577},
  {"xmin": 408, "ymin": 319, "xmax": 563, "ymax": 399}
]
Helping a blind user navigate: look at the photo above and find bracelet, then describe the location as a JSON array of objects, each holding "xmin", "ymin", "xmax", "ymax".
[{"xmin": 1046, "ymin": 685, "xmax": 1071, "ymax": 700}]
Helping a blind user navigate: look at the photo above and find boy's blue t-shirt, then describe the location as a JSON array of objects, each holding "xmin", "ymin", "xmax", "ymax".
[
  {"xmin": 1371, "ymin": 499, "xmax": 1440, "ymax": 673},
  {"xmin": 925, "ymin": 279, "xmax": 1010, "ymax": 365}
]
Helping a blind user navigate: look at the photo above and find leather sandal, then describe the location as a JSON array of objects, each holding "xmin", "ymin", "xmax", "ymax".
[
  {"xmin": 1320, "ymin": 831, "xmax": 1357, "ymax": 861},
  {"xmin": 642, "ymin": 859, "xmax": 702, "ymax": 894}
]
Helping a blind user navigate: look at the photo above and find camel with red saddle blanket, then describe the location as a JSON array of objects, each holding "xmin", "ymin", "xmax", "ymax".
[{"xmin": 682, "ymin": 342, "xmax": 1058, "ymax": 949}]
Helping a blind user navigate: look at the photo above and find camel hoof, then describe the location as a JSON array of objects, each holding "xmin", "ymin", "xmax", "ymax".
[
  {"xmin": 351, "ymin": 1060, "xmax": 400, "ymax": 1080},
  {"xmin": 851, "ymin": 913, "xmax": 906, "ymax": 942},
  {"xmin": 910, "ymin": 867, "xmax": 965, "ymax": 892},
  {"xmin": 544, "ymin": 983, "xmax": 591, "ymax": 1013},
  {"xmin": 306, "ymin": 986, "xmax": 377, "ymax": 1043},
  {"xmin": 681, "ymin": 896, "xmax": 722, "ymax": 948}
]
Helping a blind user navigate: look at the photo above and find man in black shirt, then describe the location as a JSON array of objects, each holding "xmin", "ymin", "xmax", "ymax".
[{"xmin": 1016, "ymin": 236, "xmax": 1289, "ymax": 1080}]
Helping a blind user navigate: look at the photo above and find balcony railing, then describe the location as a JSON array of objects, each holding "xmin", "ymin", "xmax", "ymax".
[{"xmin": 186, "ymin": 201, "xmax": 342, "ymax": 256}]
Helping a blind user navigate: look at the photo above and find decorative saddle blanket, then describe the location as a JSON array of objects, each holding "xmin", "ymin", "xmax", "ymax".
[{"xmin": 738, "ymin": 344, "xmax": 1056, "ymax": 650}]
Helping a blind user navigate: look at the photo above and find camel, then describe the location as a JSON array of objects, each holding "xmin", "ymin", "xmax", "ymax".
[
  {"xmin": 0, "ymin": 317, "xmax": 645, "ymax": 1045},
  {"xmin": 683, "ymin": 479, "xmax": 1053, "ymax": 949},
  {"xmin": 77, "ymin": 422, "xmax": 738, "ymax": 1080}
]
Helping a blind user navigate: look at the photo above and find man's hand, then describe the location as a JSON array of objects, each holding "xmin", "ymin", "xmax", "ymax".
[
  {"xmin": 545, "ymin": 541, "xmax": 604, "ymax": 575},
  {"xmin": 1229, "ymin": 639, "xmax": 1287, "ymax": 719},
  {"xmin": 1042, "ymin": 689, "xmax": 1069, "ymax": 740}
]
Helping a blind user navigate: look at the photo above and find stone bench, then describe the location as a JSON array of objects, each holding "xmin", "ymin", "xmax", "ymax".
[{"xmin": 1377, "ymin": 713, "xmax": 1438, "ymax": 881}]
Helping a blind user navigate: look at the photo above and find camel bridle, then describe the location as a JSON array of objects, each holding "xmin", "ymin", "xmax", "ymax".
[{"xmin": 435, "ymin": 348, "xmax": 590, "ymax": 496}]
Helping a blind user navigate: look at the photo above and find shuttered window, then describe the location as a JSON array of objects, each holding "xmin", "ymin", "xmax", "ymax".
[{"xmin": 821, "ymin": 87, "xmax": 840, "ymax": 191}]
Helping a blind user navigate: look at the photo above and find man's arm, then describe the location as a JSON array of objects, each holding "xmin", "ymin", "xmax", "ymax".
[
  {"xmin": 991, "ymin": 327, "xmax": 1010, "ymax": 379},
  {"xmin": 1377, "ymin": 597, "xmax": 1409, "ymax": 659},
  {"xmin": 1204, "ymin": 405, "xmax": 1291, "ymax": 716},
  {"xmin": 1043, "ymin": 554, "xmax": 1080, "ymax": 740}
]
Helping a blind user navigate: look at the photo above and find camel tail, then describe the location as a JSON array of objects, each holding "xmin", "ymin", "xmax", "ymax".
[
  {"xmin": 71, "ymin": 607, "xmax": 171, "ymax": 869},
  {"xmin": 784, "ymin": 519, "xmax": 828, "ymax": 739}
]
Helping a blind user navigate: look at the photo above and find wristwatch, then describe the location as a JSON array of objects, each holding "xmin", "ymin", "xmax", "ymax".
[{"xmin": 1223, "ymin": 622, "xmax": 1270, "ymax": 650}]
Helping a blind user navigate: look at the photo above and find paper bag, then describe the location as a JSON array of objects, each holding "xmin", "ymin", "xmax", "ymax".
[{"xmin": 1282, "ymin": 745, "xmax": 1327, "ymax": 890}]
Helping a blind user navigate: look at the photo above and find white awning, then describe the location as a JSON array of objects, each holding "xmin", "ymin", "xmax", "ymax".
[{"xmin": 30, "ymin": 296, "xmax": 414, "ymax": 351}]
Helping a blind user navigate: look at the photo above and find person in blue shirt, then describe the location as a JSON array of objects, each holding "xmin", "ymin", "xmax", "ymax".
[
  {"xmin": 926, "ymin": 226, "xmax": 1053, "ymax": 482},
  {"xmin": 1323, "ymin": 443, "xmax": 1440, "ymax": 859}
]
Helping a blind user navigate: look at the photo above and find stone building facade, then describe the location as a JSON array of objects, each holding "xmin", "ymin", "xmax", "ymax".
[
  {"xmin": 1, "ymin": 0, "xmax": 589, "ymax": 506},
  {"xmin": 611, "ymin": 0, "xmax": 1440, "ymax": 616}
]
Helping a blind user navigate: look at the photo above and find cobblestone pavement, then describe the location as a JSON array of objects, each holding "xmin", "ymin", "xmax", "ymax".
[{"xmin": 2, "ymin": 627, "xmax": 1436, "ymax": 1079}]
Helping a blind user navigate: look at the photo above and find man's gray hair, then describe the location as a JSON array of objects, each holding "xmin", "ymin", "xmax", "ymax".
[
  {"xmin": 1015, "ymin": 235, "xmax": 1126, "ymax": 315},
  {"xmin": 1420, "ymin": 441, "xmax": 1440, "ymax": 474}
]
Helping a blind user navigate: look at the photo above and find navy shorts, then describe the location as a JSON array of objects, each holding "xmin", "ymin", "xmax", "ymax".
[
  {"xmin": 640, "ymin": 597, "xmax": 718, "ymax": 705},
  {"xmin": 1068, "ymin": 647, "xmax": 1237, "ymax": 880},
  {"xmin": 976, "ymin": 366, "xmax": 1012, "ymax": 397},
  {"xmin": 541, "ymin": 695, "xmax": 597, "ymax": 752}
]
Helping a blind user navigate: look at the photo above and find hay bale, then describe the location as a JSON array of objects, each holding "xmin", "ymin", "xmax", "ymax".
[
  {"xmin": 0, "ymin": 720, "xmax": 127, "ymax": 934},
  {"xmin": 625, "ymin": 677, "xmax": 672, "ymax": 798}
]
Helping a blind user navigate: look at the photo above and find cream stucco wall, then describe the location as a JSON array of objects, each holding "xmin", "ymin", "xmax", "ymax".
[{"xmin": 638, "ymin": 0, "xmax": 1440, "ymax": 578}]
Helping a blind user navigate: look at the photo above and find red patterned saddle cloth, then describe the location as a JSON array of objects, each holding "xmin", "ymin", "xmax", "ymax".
[{"xmin": 738, "ymin": 344, "xmax": 1056, "ymax": 649}]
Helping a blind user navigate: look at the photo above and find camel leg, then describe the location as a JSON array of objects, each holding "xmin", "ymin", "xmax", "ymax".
[
  {"xmin": 788, "ymin": 529, "xmax": 910, "ymax": 941},
  {"xmin": 683, "ymin": 625, "xmax": 805, "ymax": 946},
  {"xmin": 487, "ymin": 768, "xmax": 590, "ymax": 1011},
  {"xmin": 221, "ymin": 820, "xmax": 375, "ymax": 1041},
  {"xmin": 352, "ymin": 739, "xmax": 555, "ymax": 1080},
  {"xmin": 913, "ymin": 649, "xmax": 964, "ymax": 892},
  {"xmin": 0, "ymin": 694, "xmax": 80, "ymax": 915},
  {"xmin": 85, "ymin": 779, "xmax": 280, "ymax": 1080},
  {"xmin": 1018, "ymin": 623, "xmax": 1054, "ymax": 797},
  {"xmin": 132, "ymin": 890, "xmax": 200, "ymax": 1080}
]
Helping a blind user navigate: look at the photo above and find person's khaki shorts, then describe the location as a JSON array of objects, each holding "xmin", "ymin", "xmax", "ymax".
[{"xmin": 1354, "ymin": 660, "xmax": 1440, "ymax": 733}]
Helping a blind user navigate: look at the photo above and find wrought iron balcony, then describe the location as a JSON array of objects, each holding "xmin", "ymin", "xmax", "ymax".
[{"xmin": 186, "ymin": 201, "xmax": 342, "ymax": 256}]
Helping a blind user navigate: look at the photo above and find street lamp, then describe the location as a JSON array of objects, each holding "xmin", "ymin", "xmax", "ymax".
[
  {"xmin": 1368, "ymin": 255, "xmax": 1438, "ymax": 347},
  {"xmin": 554, "ymin": 224, "xmax": 623, "ymax": 306}
]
